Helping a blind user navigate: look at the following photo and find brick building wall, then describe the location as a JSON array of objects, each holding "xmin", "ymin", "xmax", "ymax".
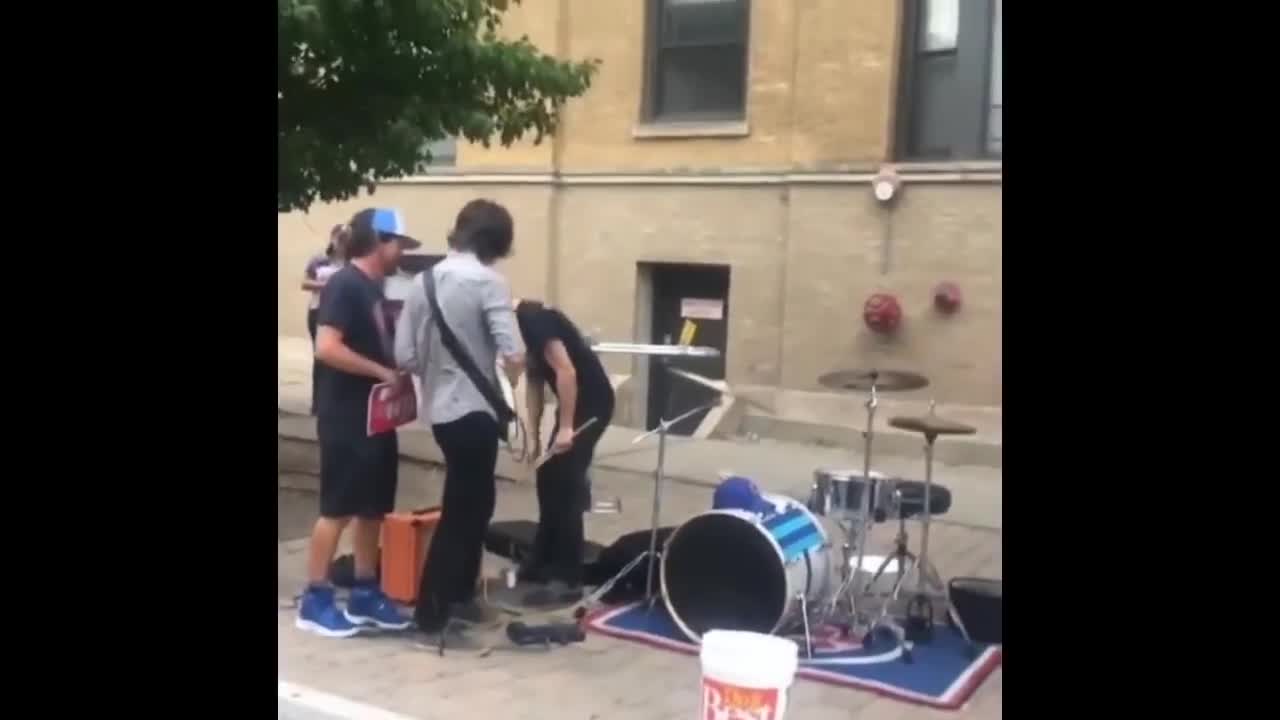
[{"xmin": 278, "ymin": 0, "xmax": 1002, "ymax": 407}]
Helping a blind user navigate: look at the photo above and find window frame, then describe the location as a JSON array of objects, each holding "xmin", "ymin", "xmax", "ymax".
[
  {"xmin": 894, "ymin": 0, "xmax": 1001, "ymax": 162},
  {"xmin": 641, "ymin": 0, "xmax": 752, "ymax": 125},
  {"xmin": 417, "ymin": 136, "xmax": 457, "ymax": 171}
]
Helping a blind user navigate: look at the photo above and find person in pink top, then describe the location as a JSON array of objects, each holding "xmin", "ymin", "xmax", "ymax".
[{"xmin": 302, "ymin": 225, "xmax": 348, "ymax": 414}]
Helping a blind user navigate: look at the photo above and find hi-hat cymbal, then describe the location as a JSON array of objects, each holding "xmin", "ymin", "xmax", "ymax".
[
  {"xmin": 889, "ymin": 415, "xmax": 977, "ymax": 437},
  {"xmin": 817, "ymin": 369, "xmax": 930, "ymax": 392}
]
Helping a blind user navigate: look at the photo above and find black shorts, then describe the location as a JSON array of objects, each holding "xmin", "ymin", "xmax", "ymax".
[{"xmin": 317, "ymin": 429, "xmax": 399, "ymax": 519}]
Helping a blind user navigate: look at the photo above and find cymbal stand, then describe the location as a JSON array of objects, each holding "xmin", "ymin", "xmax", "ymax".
[
  {"xmin": 843, "ymin": 376, "xmax": 880, "ymax": 632},
  {"xmin": 570, "ymin": 399, "xmax": 717, "ymax": 620},
  {"xmin": 860, "ymin": 488, "xmax": 913, "ymax": 655},
  {"xmin": 632, "ymin": 398, "xmax": 722, "ymax": 608},
  {"xmin": 913, "ymin": 404, "xmax": 946, "ymax": 597}
]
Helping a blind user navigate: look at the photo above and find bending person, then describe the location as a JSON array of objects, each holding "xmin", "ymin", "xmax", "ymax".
[{"xmin": 514, "ymin": 299, "xmax": 615, "ymax": 604}]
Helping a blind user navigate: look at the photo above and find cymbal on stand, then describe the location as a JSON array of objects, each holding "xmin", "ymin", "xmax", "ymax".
[
  {"xmin": 888, "ymin": 415, "xmax": 977, "ymax": 437},
  {"xmin": 818, "ymin": 369, "xmax": 930, "ymax": 392}
]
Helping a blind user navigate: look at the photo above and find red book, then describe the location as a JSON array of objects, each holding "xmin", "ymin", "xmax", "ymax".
[{"xmin": 367, "ymin": 374, "xmax": 418, "ymax": 436}]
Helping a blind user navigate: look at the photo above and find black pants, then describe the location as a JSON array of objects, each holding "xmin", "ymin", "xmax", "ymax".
[
  {"xmin": 531, "ymin": 401, "xmax": 612, "ymax": 586},
  {"xmin": 306, "ymin": 309, "xmax": 319, "ymax": 415},
  {"xmin": 415, "ymin": 411, "xmax": 499, "ymax": 631}
]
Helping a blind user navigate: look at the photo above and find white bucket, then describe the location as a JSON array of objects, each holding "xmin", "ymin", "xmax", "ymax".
[{"xmin": 700, "ymin": 630, "xmax": 799, "ymax": 720}]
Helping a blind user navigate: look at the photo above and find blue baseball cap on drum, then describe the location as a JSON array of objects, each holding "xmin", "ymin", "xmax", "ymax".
[{"xmin": 712, "ymin": 476, "xmax": 773, "ymax": 515}]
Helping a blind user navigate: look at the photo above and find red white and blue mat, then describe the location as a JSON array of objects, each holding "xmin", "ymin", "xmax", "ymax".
[{"xmin": 584, "ymin": 602, "xmax": 1002, "ymax": 710}]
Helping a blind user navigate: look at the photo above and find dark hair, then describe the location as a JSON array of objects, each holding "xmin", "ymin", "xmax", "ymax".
[
  {"xmin": 345, "ymin": 208, "xmax": 394, "ymax": 258},
  {"xmin": 451, "ymin": 199, "xmax": 513, "ymax": 263},
  {"xmin": 515, "ymin": 299, "xmax": 544, "ymax": 316},
  {"xmin": 514, "ymin": 300, "xmax": 547, "ymax": 375},
  {"xmin": 515, "ymin": 299, "xmax": 590, "ymax": 372}
]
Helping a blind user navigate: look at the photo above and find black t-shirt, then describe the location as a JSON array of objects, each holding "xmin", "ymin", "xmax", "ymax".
[
  {"xmin": 518, "ymin": 307, "xmax": 614, "ymax": 414},
  {"xmin": 315, "ymin": 264, "xmax": 394, "ymax": 437}
]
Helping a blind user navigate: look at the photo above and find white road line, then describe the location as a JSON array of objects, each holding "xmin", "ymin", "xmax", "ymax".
[{"xmin": 278, "ymin": 681, "xmax": 419, "ymax": 720}]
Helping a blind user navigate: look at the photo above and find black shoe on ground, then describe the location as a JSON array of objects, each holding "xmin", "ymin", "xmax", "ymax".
[
  {"xmin": 413, "ymin": 621, "xmax": 485, "ymax": 654},
  {"xmin": 522, "ymin": 580, "xmax": 584, "ymax": 607},
  {"xmin": 516, "ymin": 561, "xmax": 553, "ymax": 584}
]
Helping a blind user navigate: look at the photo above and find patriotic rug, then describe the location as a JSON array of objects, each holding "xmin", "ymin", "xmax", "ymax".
[{"xmin": 584, "ymin": 602, "xmax": 1002, "ymax": 710}]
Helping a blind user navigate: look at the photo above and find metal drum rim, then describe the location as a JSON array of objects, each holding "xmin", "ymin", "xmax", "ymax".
[
  {"xmin": 659, "ymin": 498, "xmax": 828, "ymax": 643},
  {"xmin": 813, "ymin": 468, "xmax": 891, "ymax": 482}
]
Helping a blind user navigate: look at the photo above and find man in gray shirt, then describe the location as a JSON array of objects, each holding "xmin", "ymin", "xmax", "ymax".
[{"xmin": 394, "ymin": 199, "xmax": 525, "ymax": 637}]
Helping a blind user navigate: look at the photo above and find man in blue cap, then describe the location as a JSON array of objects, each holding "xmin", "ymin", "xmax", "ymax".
[{"xmin": 296, "ymin": 208, "xmax": 421, "ymax": 638}]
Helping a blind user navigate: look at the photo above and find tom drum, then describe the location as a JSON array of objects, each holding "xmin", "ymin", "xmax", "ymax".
[{"xmin": 808, "ymin": 468, "xmax": 900, "ymax": 522}]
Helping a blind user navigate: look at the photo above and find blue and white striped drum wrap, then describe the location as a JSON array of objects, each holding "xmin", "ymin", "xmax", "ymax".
[{"xmin": 763, "ymin": 504, "xmax": 827, "ymax": 563}]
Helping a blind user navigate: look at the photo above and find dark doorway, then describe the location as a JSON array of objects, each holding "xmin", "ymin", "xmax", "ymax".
[{"xmin": 645, "ymin": 263, "xmax": 731, "ymax": 434}]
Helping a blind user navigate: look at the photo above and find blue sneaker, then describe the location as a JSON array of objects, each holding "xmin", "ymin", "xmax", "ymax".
[
  {"xmin": 345, "ymin": 583, "xmax": 411, "ymax": 631},
  {"xmin": 295, "ymin": 585, "xmax": 360, "ymax": 638}
]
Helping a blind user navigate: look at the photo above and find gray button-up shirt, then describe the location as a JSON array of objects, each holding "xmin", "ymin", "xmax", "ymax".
[{"xmin": 393, "ymin": 251, "xmax": 522, "ymax": 426}]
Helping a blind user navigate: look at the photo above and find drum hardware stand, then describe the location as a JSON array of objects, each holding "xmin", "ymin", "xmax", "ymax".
[
  {"xmin": 898, "ymin": 406, "xmax": 946, "ymax": 642},
  {"xmin": 632, "ymin": 397, "xmax": 722, "ymax": 608},
  {"xmin": 860, "ymin": 487, "xmax": 916, "ymax": 651},
  {"xmin": 913, "ymin": 404, "xmax": 946, "ymax": 596},
  {"xmin": 579, "ymin": 342, "xmax": 722, "ymax": 611},
  {"xmin": 885, "ymin": 401, "xmax": 977, "ymax": 644},
  {"xmin": 571, "ymin": 551, "xmax": 652, "ymax": 621},
  {"xmin": 843, "ymin": 375, "xmax": 881, "ymax": 637},
  {"xmin": 798, "ymin": 592, "xmax": 814, "ymax": 660}
]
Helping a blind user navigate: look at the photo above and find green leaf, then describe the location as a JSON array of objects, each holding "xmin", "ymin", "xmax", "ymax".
[{"xmin": 278, "ymin": 0, "xmax": 598, "ymax": 213}]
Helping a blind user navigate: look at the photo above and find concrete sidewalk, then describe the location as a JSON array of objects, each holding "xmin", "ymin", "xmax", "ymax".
[
  {"xmin": 278, "ymin": 443, "xmax": 1003, "ymax": 720},
  {"xmin": 279, "ymin": 336, "xmax": 1001, "ymax": 530}
]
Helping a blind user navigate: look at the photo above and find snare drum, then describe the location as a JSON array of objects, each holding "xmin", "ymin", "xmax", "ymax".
[{"xmin": 808, "ymin": 469, "xmax": 900, "ymax": 522}]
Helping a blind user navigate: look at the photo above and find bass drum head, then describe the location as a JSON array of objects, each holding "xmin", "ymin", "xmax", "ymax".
[{"xmin": 661, "ymin": 511, "xmax": 787, "ymax": 640}]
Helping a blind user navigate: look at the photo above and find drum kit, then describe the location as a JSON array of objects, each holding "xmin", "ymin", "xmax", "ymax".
[
  {"xmin": 578, "ymin": 340, "xmax": 978, "ymax": 663},
  {"xmin": 798, "ymin": 369, "xmax": 976, "ymax": 661}
]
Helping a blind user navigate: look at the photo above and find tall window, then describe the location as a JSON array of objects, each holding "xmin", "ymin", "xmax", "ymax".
[
  {"xmin": 416, "ymin": 136, "xmax": 457, "ymax": 172},
  {"xmin": 987, "ymin": 0, "xmax": 1001, "ymax": 156},
  {"xmin": 896, "ymin": 0, "xmax": 1002, "ymax": 160},
  {"xmin": 644, "ymin": 0, "xmax": 749, "ymax": 122}
]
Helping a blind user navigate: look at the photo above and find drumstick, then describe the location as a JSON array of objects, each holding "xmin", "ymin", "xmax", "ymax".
[{"xmin": 534, "ymin": 417, "xmax": 598, "ymax": 469}]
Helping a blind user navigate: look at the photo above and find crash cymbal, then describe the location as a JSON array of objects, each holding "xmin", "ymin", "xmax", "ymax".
[
  {"xmin": 817, "ymin": 369, "xmax": 930, "ymax": 392},
  {"xmin": 889, "ymin": 415, "xmax": 977, "ymax": 437}
]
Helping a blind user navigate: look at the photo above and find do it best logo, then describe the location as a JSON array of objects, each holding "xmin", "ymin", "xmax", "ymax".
[{"xmin": 702, "ymin": 677, "xmax": 781, "ymax": 720}]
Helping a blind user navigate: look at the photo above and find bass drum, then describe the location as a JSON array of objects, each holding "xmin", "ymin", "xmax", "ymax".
[{"xmin": 660, "ymin": 493, "xmax": 832, "ymax": 642}]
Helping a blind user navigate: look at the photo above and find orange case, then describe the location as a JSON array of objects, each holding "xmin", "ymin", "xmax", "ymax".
[{"xmin": 379, "ymin": 509, "xmax": 442, "ymax": 604}]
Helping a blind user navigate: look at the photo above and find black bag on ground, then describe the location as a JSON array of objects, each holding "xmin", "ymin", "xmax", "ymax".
[
  {"xmin": 483, "ymin": 519, "xmax": 605, "ymax": 566},
  {"xmin": 584, "ymin": 526, "xmax": 678, "ymax": 605},
  {"xmin": 422, "ymin": 270, "xmax": 515, "ymax": 441},
  {"xmin": 480, "ymin": 521, "xmax": 678, "ymax": 605}
]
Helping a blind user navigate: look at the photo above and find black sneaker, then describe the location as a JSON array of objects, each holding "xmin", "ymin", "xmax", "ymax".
[
  {"xmin": 450, "ymin": 599, "xmax": 502, "ymax": 626},
  {"xmin": 516, "ymin": 562, "xmax": 553, "ymax": 584},
  {"xmin": 413, "ymin": 621, "xmax": 485, "ymax": 654}
]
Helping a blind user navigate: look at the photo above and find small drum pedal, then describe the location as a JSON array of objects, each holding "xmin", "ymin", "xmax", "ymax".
[{"xmin": 904, "ymin": 594, "xmax": 934, "ymax": 643}]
